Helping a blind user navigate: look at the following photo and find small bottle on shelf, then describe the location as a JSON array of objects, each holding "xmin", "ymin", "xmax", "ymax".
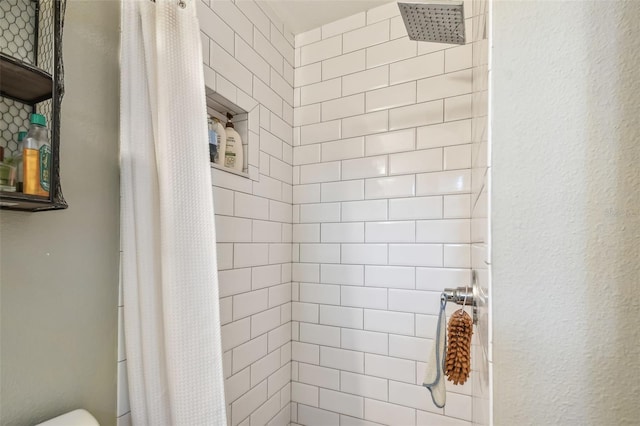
[
  {"xmin": 224, "ymin": 112, "xmax": 243, "ymax": 172},
  {"xmin": 212, "ymin": 117, "xmax": 226, "ymax": 166},
  {"xmin": 38, "ymin": 124, "xmax": 52, "ymax": 197},
  {"xmin": 23, "ymin": 113, "xmax": 50, "ymax": 197},
  {"xmin": 14, "ymin": 131, "xmax": 27, "ymax": 192},
  {"xmin": 208, "ymin": 115, "xmax": 218, "ymax": 163},
  {"xmin": 0, "ymin": 146, "xmax": 15, "ymax": 192}
]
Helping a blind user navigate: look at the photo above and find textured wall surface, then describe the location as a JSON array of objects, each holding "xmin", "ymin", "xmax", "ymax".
[
  {"xmin": 0, "ymin": 2, "xmax": 121, "ymax": 425},
  {"xmin": 290, "ymin": 2, "xmax": 476, "ymax": 425},
  {"xmin": 492, "ymin": 1, "xmax": 640, "ymax": 424}
]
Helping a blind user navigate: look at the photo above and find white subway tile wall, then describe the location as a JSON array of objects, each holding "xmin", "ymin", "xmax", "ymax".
[
  {"xmin": 118, "ymin": 2, "xmax": 478, "ymax": 425},
  {"xmin": 292, "ymin": 2, "xmax": 474, "ymax": 425}
]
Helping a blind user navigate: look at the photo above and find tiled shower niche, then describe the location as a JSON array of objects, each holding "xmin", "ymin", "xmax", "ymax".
[{"xmin": 205, "ymin": 88, "xmax": 255, "ymax": 179}]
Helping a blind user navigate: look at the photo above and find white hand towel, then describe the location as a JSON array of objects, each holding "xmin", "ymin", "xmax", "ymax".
[{"xmin": 423, "ymin": 297, "xmax": 447, "ymax": 408}]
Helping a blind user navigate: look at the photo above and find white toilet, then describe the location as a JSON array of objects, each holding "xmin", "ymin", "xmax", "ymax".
[{"xmin": 35, "ymin": 409, "xmax": 99, "ymax": 426}]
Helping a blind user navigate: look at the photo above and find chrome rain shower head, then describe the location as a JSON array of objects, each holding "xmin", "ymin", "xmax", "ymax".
[{"xmin": 398, "ymin": 1, "xmax": 466, "ymax": 45}]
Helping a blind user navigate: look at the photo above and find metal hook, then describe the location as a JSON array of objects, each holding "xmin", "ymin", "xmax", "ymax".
[
  {"xmin": 461, "ymin": 286, "xmax": 468, "ymax": 309},
  {"xmin": 442, "ymin": 285, "xmax": 477, "ymax": 325}
]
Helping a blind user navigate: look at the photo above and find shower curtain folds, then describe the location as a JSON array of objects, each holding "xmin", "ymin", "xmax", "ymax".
[{"xmin": 120, "ymin": 0, "xmax": 227, "ymax": 424}]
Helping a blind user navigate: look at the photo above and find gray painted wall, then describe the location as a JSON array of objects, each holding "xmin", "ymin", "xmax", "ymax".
[
  {"xmin": 492, "ymin": 1, "xmax": 640, "ymax": 424},
  {"xmin": 0, "ymin": 1, "xmax": 120, "ymax": 425}
]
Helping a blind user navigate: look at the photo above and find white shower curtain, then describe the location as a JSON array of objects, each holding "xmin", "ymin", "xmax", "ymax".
[{"xmin": 120, "ymin": 0, "xmax": 227, "ymax": 424}]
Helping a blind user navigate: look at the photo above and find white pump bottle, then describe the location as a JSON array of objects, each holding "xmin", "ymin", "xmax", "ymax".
[{"xmin": 224, "ymin": 112, "xmax": 243, "ymax": 172}]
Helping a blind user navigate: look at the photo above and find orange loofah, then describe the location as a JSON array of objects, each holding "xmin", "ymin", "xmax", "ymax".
[{"xmin": 445, "ymin": 309, "xmax": 473, "ymax": 385}]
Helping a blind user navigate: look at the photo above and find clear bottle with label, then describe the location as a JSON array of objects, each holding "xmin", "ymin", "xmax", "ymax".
[
  {"xmin": 224, "ymin": 112, "xmax": 243, "ymax": 172},
  {"xmin": 23, "ymin": 113, "xmax": 50, "ymax": 197},
  {"xmin": 208, "ymin": 115, "xmax": 218, "ymax": 163}
]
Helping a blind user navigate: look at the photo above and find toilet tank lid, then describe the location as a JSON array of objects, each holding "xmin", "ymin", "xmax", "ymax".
[{"xmin": 35, "ymin": 409, "xmax": 99, "ymax": 426}]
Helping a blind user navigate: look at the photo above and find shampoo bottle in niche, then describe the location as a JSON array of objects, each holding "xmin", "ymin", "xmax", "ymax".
[
  {"xmin": 212, "ymin": 117, "xmax": 226, "ymax": 166},
  {"xmin": 23, "ymin": 113, "xmax": 50, "ymax": 197},
  {"xmin": 224, "ymin": 112, "xmax": 243, "ymax": 172},
  {"xmin": 207, "ymin": 115, "xmax": 219, "ymax": 163}
]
